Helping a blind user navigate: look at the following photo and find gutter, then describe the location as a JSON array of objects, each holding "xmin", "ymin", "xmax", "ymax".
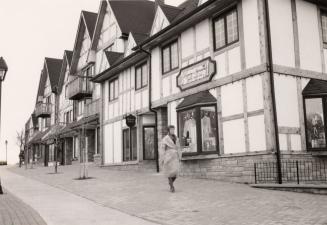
[
  {"xmin": 263, "ymin": 0, "xmax": 282, "ymax": 184},
  {"xmin": 137, "ymin": 47, "xmax": 160, "ymax": 173}
]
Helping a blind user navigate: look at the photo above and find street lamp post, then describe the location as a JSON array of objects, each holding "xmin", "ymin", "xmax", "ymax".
[
  {"xmin": 5, "ymin": 140, "xmax": 8, "ymax": 165},
  {"xmin": 0, "ymin": 56, "xmax": 8, "ymax": 195}
]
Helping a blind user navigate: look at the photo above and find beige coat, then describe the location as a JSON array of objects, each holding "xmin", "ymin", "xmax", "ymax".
[{"xmin": 159, "ymin": 135, "xmax": 182, "ymax": 178}]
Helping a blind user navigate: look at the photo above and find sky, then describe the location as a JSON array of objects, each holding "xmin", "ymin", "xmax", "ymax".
[{"xmin": 0, "ymin": 0, "xmax": 183, "ymax": 164}]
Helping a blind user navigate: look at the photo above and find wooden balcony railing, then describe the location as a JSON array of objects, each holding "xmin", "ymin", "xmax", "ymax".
[
  {"xmin": 67, "ymin": 76, "xmax": 93, "ymax": 100},
  {"xmin": 84, "ymin": 99, "xmax": 100, "ymax": 117},
  {"xmin": 35, "ymin": 102, "xmax": 52, "ymax": 118}
]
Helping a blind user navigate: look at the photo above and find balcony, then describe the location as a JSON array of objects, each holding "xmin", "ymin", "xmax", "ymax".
[
  {"xmin": 84, "ymin": 99, "xmax": 100, "ymax": 117},
  {"xmin": 35, "ymin": 103, "xmax": 52, "ymax": 118},
  {"xmin": 67, "ymin": 76, "xmax": 93, "ymax": 100}
]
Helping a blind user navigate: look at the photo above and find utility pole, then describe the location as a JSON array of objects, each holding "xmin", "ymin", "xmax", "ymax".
[{"xmin": 5, "ymin": 140, "xmax": 7, "ymax": 165}]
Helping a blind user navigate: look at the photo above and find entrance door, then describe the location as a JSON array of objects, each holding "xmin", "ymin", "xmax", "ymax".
[
  {"xmin": 123, "ymin": 128, "xmax": 137, "ymax": 162},
  {"xmin": 143, "ymin": 126, "xmax": 155, "ymax": 160},
  {"xmin": 44, "ymin": 145, "xmax": 49, "ymax": 167}
]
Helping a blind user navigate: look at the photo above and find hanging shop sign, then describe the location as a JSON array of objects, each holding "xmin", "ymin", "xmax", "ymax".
[
  {"xmin": 177, "ymin": 57, "xmax": 216, "ymax": 91},
  {"xmin": 125, "ymin": 114, "xmax": 136, "ymax": 128}
]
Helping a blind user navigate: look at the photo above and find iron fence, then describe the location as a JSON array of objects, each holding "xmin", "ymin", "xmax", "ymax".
[{"xmin": 254, "ymin": 160, "xmax": 327, "ymax": 184}]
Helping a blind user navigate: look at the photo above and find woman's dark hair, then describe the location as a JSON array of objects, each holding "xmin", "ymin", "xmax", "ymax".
[{"xmin": 166, "ymin": 125, "xmax": 175, "ymax": 134}]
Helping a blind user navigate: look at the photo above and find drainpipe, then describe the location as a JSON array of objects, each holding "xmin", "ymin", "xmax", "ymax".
[
  {"xmin": 138, "ymin": 47, "xmax": 159, "ymax": 173},
  {"xmin": 263, "ymin": 0, "xmax": 282, "ymax": 184}
]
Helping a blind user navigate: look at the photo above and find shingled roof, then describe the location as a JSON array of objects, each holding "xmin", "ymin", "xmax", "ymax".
[
  {"xmin": 45, "ymin": 57, "xmax": 63, "ymax": 93},
  {"xmin": 58, "ymin": 50, "xmax": 73, "ymax": 94},
  {"xmin": 82, "ymin": 11, "xmax": 98, "ymax": 37},
  {"xmin": 160, "ymin": 4, "xmax": 183, "ymax": 23},
  {"xmin": 105, "ymin": 51, "xmax": 124, "ymax": 66},
  {"xmin": 109, "ymin": 1, "xmax": 155, "ymax": 35}
]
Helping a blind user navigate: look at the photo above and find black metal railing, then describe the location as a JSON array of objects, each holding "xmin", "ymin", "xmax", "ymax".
[{"xmin": 254, "ymin": 160, "xmax": 327, "ymax": 184}]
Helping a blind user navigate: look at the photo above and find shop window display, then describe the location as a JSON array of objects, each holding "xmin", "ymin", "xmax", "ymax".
[{"xmin": 178, "ymin": 105, "xmax": 218, "ymax": 154}]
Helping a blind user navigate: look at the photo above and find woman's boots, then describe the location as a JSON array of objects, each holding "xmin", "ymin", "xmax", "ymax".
[{"xmin": 168, "ymin": 177, "xmax": 175, "ymax": 193}]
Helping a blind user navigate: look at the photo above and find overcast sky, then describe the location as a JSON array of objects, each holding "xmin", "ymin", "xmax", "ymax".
[{"xmin": 0, "ymin": 0, "xmax": 183, "ymax": 164}]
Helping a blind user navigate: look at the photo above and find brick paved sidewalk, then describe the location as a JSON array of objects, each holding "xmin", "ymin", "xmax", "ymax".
[
  {"xmin": 0, "ymin": 190, "xmax": 46, "ymax": 225},
  {"xmin": 8, "ymin": 164, "xmax": 327, "ymax": 225}
]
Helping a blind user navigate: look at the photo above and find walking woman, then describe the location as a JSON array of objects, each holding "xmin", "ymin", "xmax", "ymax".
[{"xmin": 160, "ymin": 125, "xmax": 181, "ymax": 192}]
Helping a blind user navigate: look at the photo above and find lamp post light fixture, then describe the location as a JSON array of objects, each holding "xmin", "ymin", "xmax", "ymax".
[{"xmin": 0, "ymin": 57, "xmax": 8, "ymax": 195}]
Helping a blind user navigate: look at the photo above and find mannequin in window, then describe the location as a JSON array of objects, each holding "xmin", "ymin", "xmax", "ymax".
[
  {"xmin": 183, "ymin": 112, "xmax": 197, "ymax": 152},
  {"xmin": 201, "ymin": 111, "xmax": 212, "ymax": 139}
]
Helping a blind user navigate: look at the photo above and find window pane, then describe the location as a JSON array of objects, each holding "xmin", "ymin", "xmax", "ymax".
[
  {"xmin": 214, "ymin": 18, "xmax": 226, "ymax": 49},
  {"xmin": 179, "ymin": 109, "xmax": 197, "ymax": 153},
  {"xmin": 171, "ymin": 42, "xmax": 179, "ymax": 69},
  {"xmin": 131, "ymin": 128, "xmax": 137, "ymax": 161},
  {"xmin": 144, "ymin": 127, "xmax": 155, "ymax": 160},
  {"xmin": 305, "ymin": 98, "xmax": 326, "ymax": 148},
  {"xmin": 109, "ymin": 82, "xmax": 114, "ymax": 101},
  {"xmin": 123, "ymin": 129, "xmax": 130, "ymax": 161},
  {"xmin": 163, "ymin": 47, "xmax": 171, "ymax": 73},
  {"xmin": 322, "ymin": 13, "xmax": 327, "ymax": 43},
  {"xmin": 201, "ymin": 107, "xmax": 218, "ymax": 152},
  {"xmin": 114, "ymin": 80, "xmax": 119, "ymax": 99},
  {"xmin": 226, "ymin": 10, "xmax": 238, "ymax": 44},
  {"xmin": 142, "ymin": 64, "xmax": 148, "ymax": 87},
  {"xmin": 136, "ymin": 67, "xmax": 142, "ymax": 89}
]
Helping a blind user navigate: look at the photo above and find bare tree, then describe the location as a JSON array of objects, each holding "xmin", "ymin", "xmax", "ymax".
[{"xmin": 16, "ymin": 129, "xmax": 26, "ymax": 168}]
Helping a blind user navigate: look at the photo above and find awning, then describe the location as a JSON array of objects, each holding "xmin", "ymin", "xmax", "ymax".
[
  {"xmin": 28, "ymin": 128, "xmax": 50, "ymax": 145},
  {"xmin": 302, "ymin": 79, "xmax": 327, "ymax": 96},
  {"xmin": 42, "ymin": 125, "xmax": 65, "ymax": 143},
  {"xmin": 176, "ymin": 91, "xmax": 217, "ymax": 110},
  {"xmin": 69, "ymin": 114, "xmax": 99, "ymax": 130}
]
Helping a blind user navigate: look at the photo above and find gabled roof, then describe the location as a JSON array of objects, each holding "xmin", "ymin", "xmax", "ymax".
[
  {"xmin": 58, "ymin": 50, "xmax": 73, "ymax": 94},
  {"xmin": 160, "ymin": 4, "xmax": 183, "ymax": 23},
  {"xmin": 65, "ymin": 50, "xmax": 73, "ymax": 66},
  {"xmin": 109, "ymin": 1, "xmax": 155, "ymax": 35},
  {"xmin": 105, "ymin": 51, "xmax": 124, "ymax": 66},
  {"xmin": 132, "ymin": 33, "xmax": 149, "ymax": 45},
  {"xmin": 175, "ymin": 0, "xmax": 199, "ymax": 21},
  {"xmin": 70, "ymin": 10, "xmax": 98, "ymax": 74},
  {"xmin": 82, "ymin": 11, "xmax": 98, "ymax": 38},
  {"xmin": 45, "ymin": 57, "xmax": 63, "ymax": 93}
]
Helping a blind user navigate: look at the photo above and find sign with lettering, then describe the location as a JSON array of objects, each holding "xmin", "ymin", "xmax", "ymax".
[
  {"xmin": 125, "ymin": 114, "xmax": 136, "ymax": 128},
  {"xmin": 177, "ymin": 57, "xmax": 216, "ymax": 91}
]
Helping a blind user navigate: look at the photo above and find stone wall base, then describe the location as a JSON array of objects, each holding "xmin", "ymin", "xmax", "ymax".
[
  {"xmin": 179, "ymin": 152, "xmax": 327, "ymax": 184},
  {"xmin": 101, "ymin": 160, "xmax": 157, "ymax": 173}
]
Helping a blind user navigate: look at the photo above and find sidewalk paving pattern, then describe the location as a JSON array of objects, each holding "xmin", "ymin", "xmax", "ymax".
[
  {"xmin": 0, "ymin": 167, "xmax": 157, "ymax": 225},
  {"xmin": 0, "ymin": 190, "xmax": 46, "ymax": 225},
  {"xmin": 4, "ymin": 164, "xmax": 327, "ymax": 225}
]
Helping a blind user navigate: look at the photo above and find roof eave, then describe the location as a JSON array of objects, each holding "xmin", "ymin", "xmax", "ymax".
[
  {"xmin": 91, "ymin": 50, "xmax": 147, "ymax": 83},
  {"xmin": 133, "ymin": 0, "xmax": 238, "ymax": 51}
]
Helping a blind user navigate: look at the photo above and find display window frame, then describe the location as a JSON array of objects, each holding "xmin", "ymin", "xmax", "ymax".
[
  {"xmin": 177, "ymin": 104, "xmax": 219, "ymax": 156},
  {"xmin": 142, "ymin": 125, "xmax": 156, "ymax": 160},
  {"xmin": 303, "ymin": 95, "xmax": 327, "ymax": 151}
]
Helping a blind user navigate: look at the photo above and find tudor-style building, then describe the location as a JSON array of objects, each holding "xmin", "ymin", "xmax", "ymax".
[
  {"xmin": 66, "ymin": 10, "xmax": 100, "ymax": 164},
  {"xmin": 91, "ymin": 0, "xmax": 327, "ymax": 183},
  {"xmin": 90, "ymin": 0, "xmax": 157, "ymax": 168},
  {"xmin": 26, "ymin": 57, "xmax": 63, "ymax": 166},
  {"xmin": 23, "ymin": 0, "xmax": 327, "ymax": 183}
]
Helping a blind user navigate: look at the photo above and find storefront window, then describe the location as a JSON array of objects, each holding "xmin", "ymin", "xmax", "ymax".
[
  {"xmin": 178, "ymin": 105, "xmax": 218, "ymax": 154},
  {"xmin": 143, "ymin": 127, "xmax": 155, "ymax": 160},
  {"xmin": 201, "ymin": 107, "xmax": 218, "ymax": 152},
  {"xmin": 305, "ymin": 98, "xmax": 326, "ymax": 149},
  {"xmin": 179, "ymin": 109, "xmax": 197, "ymax": 153},
  {"xmin": 123, "ymin": 128, "xmax": 137, "ymax": 161}
]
